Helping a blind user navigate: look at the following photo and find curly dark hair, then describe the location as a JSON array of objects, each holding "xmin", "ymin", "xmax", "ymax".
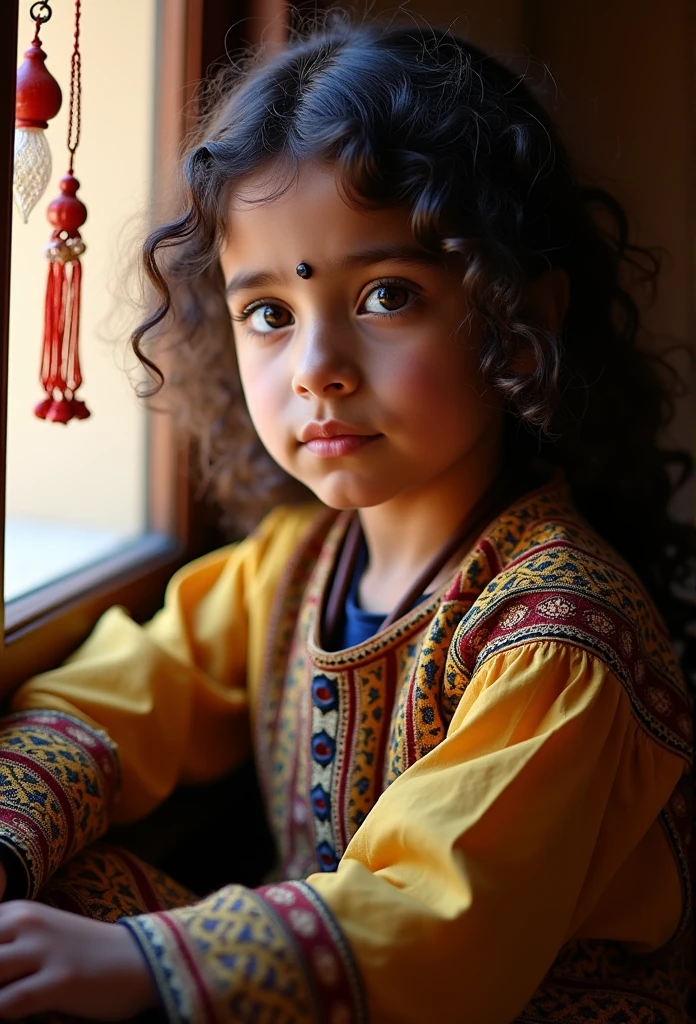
[{"xmin": 132, "ymin": 18, "xmax": 695, "ymax": 682}]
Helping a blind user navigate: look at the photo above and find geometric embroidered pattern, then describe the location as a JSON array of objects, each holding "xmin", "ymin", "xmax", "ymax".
[
  {"xmin": 259, "ymin": 881, "xmax": 367, "ymax": 1023},
  {"xmin": 3, "ymin": 478, "xmax": 690, "ymax": 1023},
  {"xmin": 38, "ymin": 843, "xmax": 196, "ymax": 921},
  {"xmin": 259, "ymin": 510, "xmax": 445, "ymax": 881},
  {"xmin": 515, "ymin": 932, "xmax": 693, "ymax": 1023},
  {"xmin": 450, "ymin": 546, "xmax": 692, "ymax": 759},
  {"xmin": 0, "ymin": 710, "xmax": 119, "ymax": 897},
  {"xmin": 122, "ymin": 880, "xmax": 367, "ymax": 1024},
  {"xmin": 254, "ymin": 476, "xmax": 693, "ymax": 945}
]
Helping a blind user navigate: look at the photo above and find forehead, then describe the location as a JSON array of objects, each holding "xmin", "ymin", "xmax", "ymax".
[{"xmin": 220, "ymin": 162, "xmax": 415, "ymax": 271}]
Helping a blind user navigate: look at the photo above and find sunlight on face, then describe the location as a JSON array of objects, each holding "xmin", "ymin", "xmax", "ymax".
[{"xmin": 220, "ymin": 162, "xmax": 503, "ymax": 512}]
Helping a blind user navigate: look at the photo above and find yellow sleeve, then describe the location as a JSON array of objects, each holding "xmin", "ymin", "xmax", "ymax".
[
  {"xmin": 306, "ymin": 641, "xmax": 685, "ymax": 1023},
  {"xmin": 9, "ymin": 505, "xmax": 318, "ymax": 824},
  {"xmin": 120, "ymin": 640, "xmax": 686, "ymax": 1024}
]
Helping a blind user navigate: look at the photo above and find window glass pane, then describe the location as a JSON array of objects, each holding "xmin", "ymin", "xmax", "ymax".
[{"xmin": 5, "ymin": 0, "xmax": 157, "ymax": 603}]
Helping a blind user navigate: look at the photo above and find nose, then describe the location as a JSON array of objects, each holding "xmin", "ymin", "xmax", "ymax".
[{"xmin": 291, "ymin": 325, "xmax": 359, "ymax": 398}]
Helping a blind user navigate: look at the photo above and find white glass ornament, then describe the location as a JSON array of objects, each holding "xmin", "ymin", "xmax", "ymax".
[{"xmin": 13, "ymin": 127, "xmax": 52, "ymax": 224}]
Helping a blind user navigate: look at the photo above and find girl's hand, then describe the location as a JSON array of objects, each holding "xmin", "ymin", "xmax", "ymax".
[{"xmin": 0, "ymin": 901, "xmax": 158, "ymax": 1020}]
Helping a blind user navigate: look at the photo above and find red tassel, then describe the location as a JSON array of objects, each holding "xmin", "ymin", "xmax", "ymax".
[{"xmin": 35, "ymin": 172, "xmax": 90, "ymax": 424}]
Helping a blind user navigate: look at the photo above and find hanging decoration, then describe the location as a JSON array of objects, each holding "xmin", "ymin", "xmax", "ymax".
[
  {"xmin": 13, "ymin": 2, "xmax": 62, "ymax": 223},
  {"xmin": 35, "ymin": 0, "xmax": 90, "ymax": 425}
]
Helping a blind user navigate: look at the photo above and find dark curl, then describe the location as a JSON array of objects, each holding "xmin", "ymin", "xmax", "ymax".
[{"xmin": 132, "ymin": 19, "xmax": 696, "ymax": 684}]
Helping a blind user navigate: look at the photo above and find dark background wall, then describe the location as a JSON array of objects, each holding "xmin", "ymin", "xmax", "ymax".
[{"xmin": 350, "ymin": 0, "xmax": 696, "ymax": 510}]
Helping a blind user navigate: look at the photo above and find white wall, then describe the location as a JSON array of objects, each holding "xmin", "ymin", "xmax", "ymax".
[{"xmin": 7, "ymin": 0, "xmax": 157, "ymax": 533}]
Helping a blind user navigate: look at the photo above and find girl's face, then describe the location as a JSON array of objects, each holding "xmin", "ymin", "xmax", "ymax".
[{"xmin": 221, "ymin": 162, "xmax": 503, "ymax": 511}]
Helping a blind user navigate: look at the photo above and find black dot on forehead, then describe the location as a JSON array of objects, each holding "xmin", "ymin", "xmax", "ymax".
[{"xmin": 296, "ymin": 262, "xmax": 312, "ymax": 279}]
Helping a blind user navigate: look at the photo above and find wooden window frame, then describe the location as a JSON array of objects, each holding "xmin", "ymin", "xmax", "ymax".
[{"xmin": 0, "ymin": 0, "xmax": 284, "ymax": 692}]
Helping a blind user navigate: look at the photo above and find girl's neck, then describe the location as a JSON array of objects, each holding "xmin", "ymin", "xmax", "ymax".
[{"xmin": 357, "ymin": 436, "xmax": 503, "ymax": 615}]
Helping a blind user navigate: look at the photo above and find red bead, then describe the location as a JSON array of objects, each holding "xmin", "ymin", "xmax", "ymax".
[
  {"xmin": 47, "ymin": 173, "xmax": 87, "ymax": 234},
  {"xmin": 34, "ymin": 397, "xmax": 52, "ymax": 419},
  {"xmin": 45, "ymin": 399, "xmax": 73, "ymax": 424},
  {"xmin": 69, "ymin": 398, "xmax": 90, "ymax": 420},
  {"xmin": 15, "ymin": 39, "xmax": 62, "ymax": 129}
]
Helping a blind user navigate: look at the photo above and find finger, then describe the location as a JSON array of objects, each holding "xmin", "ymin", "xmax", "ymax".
[
  {"xmin": 0, "ymin": 970, "xmax": 62, "ymax": 1020},
  {"xmin": 0, "ymin": 946, "xmax": 38, "ymax": 986},
  {"xmin": 0, "ymin": 901, "xmax": 45, "ymax": 942}
]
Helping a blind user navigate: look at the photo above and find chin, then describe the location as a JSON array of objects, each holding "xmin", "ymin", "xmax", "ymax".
[
  {"xmin": 278, "ymin": 455, "xmax": 406, "ymax": 510},
  {"xmin": 305, "ymin": 476, "xmax": 396, "ymax": 512}
]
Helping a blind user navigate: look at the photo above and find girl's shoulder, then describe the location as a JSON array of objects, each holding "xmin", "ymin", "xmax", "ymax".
[
  {"xmin": 448, "ymin": 476, "xmax": 692, "ymax": 756},
  {"xmin": 457, "ymin": 475, "xmax": 668, "ymax": 644}
]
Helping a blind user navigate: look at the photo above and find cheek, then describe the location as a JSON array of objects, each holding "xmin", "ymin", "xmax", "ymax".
[
  {"xmin": 381, "ymin": 341, "xmax": 485, "ymax": 430},
  {"xmin": 235, "ymin": 348, "xmax": 285, "ymax": 441}
]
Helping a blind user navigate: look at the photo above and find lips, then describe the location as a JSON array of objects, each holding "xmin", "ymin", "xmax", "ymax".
[
  {"xmin": 299, "ymin": 420, "xmax": 369, "ymax": 442},
  {"xmin": 299, "ymin": 420, "xmax": 380, "ymax": 457}
]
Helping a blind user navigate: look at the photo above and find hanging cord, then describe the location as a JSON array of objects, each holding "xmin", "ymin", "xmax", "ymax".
[
  {"xmin": 29, "ymin": 1, "xmax": 52, "ymax": 43},
  {"xmin": 67, "ymin": 0, "xmax": 81, "ymax": 174}
]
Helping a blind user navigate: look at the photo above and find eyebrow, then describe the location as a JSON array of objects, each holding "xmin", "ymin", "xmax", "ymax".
[{"xmin": 224, "ymin": 244, "xmax": 445, "ymax": 297}]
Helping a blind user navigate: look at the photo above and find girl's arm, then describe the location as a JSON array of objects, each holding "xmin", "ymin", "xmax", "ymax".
[
  {"xmin": 0, "ymin": 505, "xmax": 319, "ymax": 900},
  {"xmin": 110, "ymin": 640, "xmax": 688, "ymax": 1024}
]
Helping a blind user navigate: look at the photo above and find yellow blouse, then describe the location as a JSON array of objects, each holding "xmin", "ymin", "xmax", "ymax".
[{"xmin": 6, "ymin": 481, "xmax": 693, "ymax": 1023}]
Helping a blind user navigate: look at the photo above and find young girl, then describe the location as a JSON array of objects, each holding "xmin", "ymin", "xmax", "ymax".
[{"xmin": 0, "ymin": 20, "xmax": 693, "ymax": 1024}]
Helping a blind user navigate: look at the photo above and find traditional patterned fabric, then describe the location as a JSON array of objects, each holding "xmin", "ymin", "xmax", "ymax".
[
  {"xmin": 516, "ymin": 932, "xmax": 694, "ymax": 1024},
  {"xmin": 0, "ymin": 710, "xmax": 118, "ymax": 897},
  {"xmin": 6, "ymin": 477, "xmax": 694, "ymax": 1023},
  {"xmin": 406, "ymin": 484, "xmax": 691, "ymax": 773},
  {"xmin": 255, "ymin": 483, "xmax": 692, "ymax": 891},
  {"xmin": 257, "ymin": 511, "xmax": 448, "ymax": 878},
  {"xmin": 247, "ymin": 477, "xmax": 693, "ymax": 1022},
  {"xmin": 38, "ymin": 843, "xmax": 195, "ymax": 920},
  {"xmin": 123, "ymin": 881, "xmax": 366, "ymax": 1024}
]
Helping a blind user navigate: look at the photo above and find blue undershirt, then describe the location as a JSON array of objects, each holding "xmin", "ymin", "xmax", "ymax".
[
  {"xmin": 340, "ymin": 539, "xmax": 385, "ymax": 649},
  {"xmin": 339, "ymin": 540, "xmax": 428, "ymax": 649}
]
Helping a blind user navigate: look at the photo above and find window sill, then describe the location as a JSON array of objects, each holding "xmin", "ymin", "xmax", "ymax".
[
  {"xmin": 1, "ymin": 533, "xmax": 185, "ymax": 695},
  {"xmin": 5, "ymin": 517, "xmax": 143, "ymax": 604}
]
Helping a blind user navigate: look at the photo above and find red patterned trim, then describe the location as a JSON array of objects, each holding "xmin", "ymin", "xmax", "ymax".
[
  {"xmin": 5, "ymin": 710, "xmax": 120, "ymax": 806},
  {"xmin": 503, "ymin": 537, "xmax": 673, "ymax": 642},
  {"xmin": 404, "ymin": 661, "xmax": 419, "ymax": 771},
  {"xmin": 116, "ymin": 848, "xmax": 175, "ymax": 913},
  {"xmin": 0, "ymin": 711, "xmax": 119, "ymax": 896},
  {"xmin": 454, "ymin": 584, "xmax": 692, "ymax": 761},
  {"xmin": 159, "ymin": 915, "xmax": 216, "ymax": 1024},
  {"xmin": 480, "ymin": 537, "xmax": 501, "ymax": 576},
  {"xmin": 1, "ymin": 748, "xmax": 76, "ymax": 853},
  {"xmin": 284, "ymin": 660, "xmax": 314, "ymax": 877},
  {"xmin": 256, "ymin": 509, "xmax": 337, "ymax": 809},
  {"xmin": 336, "ymin": 668, "xmax": 359, "ymax": 854},
  {"xmin": 120, "ymin": 913, "xmax": 205, "ymax": 1024},
  {"xmin": 124, "ymin": 881, "xmax": 365, "ymax": 1023},
  {"xmin": 258, "ymin": 881, "xmax": 368, "ymax": 1023}
]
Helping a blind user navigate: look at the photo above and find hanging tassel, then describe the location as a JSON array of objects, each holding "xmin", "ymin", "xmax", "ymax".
[
  {"xmin": 35, "ymin": 172, "xmax": 90, "ymax": 424},
  {"xmin": 34, "ymin": 1, "xmax": 90, "ymax": 425},
  {"xmin": 13, "ymin": 3, "xmax": 63, "ymax": 223}
]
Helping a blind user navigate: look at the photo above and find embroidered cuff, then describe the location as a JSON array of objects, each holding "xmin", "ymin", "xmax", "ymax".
[
  {"xmin": 121, "ymin": 880, "xmax": 367, "ymax": 1024},
  {"xmin": 0, "ymin": 710, "xmax": 119, "ymax": 897}
]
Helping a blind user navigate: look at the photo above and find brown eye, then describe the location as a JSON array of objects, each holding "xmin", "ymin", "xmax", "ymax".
[
  {"xmin": 248, "ymin": 304, "xmax": 294, "ymax": 333},
  {"xmin": 363, "ymin": 284, "xmax": 411, "ymax": 314}
]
